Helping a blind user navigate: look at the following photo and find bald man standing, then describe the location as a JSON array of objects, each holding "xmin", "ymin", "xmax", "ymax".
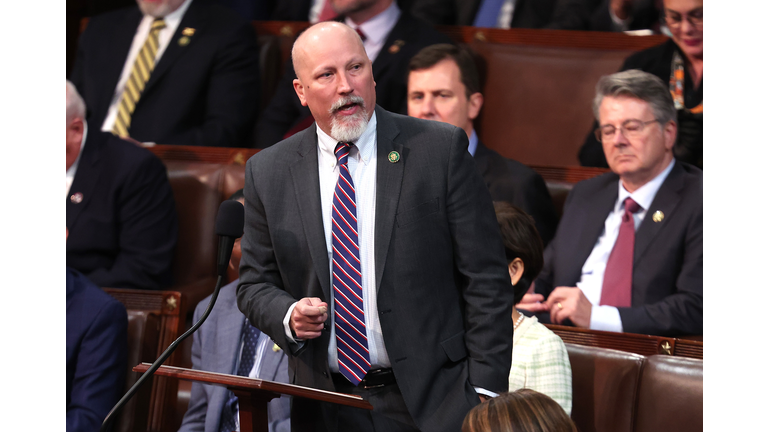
[{"xmin": 237, "ymin": 22, "xmax": 513, "ymax": 432}]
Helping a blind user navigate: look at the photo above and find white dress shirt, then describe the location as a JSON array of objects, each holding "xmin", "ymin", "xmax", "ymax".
[
  {"xmin": 66, "ymin": 122, "xmax": 88, "ymax": 197},
  {"xmin": 344, "ymin": 1, "xmax": 400, "ymax": 63},
  {"xmin": 497, "ymin": 0, "xmax": 517, "ymax": 28},
  {"xmin": 101, "ymin": 0, "xmax": 194, "ymax": 133},
  {"xmin": 283, "ymin": 114, "xmax": 391, "ymax": 371},
  {"xmin": 577, "ymin": 160, "xmax": 675, "ymax": 332}
]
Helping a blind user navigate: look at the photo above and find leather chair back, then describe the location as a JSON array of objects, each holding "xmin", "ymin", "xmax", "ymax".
[
  {"xmin": 566, "ymin": 343, "xmax": 645, "ymax": 432},
  {"xmin": 634, "ymin": 355, "xmax": 703, "ymax": 432}
]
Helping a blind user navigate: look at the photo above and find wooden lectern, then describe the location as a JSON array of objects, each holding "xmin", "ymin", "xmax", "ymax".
[{"xmin": 133, "ymin": 363, "xmax": 373, "ymax": 432}]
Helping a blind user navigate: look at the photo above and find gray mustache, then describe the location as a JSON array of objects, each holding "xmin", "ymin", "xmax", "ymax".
[{"xmin": 330, "ymin": 95, "xmax": 365, "ymax": 113}]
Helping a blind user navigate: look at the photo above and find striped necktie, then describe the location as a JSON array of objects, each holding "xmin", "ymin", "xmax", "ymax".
[
  {"xmin": 332, "ymin": 142, "xmax": 370, "ymax": 385},
  {"xmin": 112, "ymin": 18, "xmax": 166, "ymax": 138}
]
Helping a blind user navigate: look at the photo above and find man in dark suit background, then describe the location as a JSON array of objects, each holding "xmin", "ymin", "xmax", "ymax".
[
  {"xmin": 519, "ymin": 70, "xmax": 702, "ymax": 337},
  {"xmin": 70, "ymin": 0, "xmax": 260, "ymax": 147},
  {"xmin": 253, "ymin": 0, "xmax": 450, "ymax": 148},
  {"xmin": 66, "ymin": 81, "xmax": 178, "ymax": 290},
  {"xmin": 237, "ymin": 22, "xmax": 513, "ymax": 431},
  {"xmin": 406, "ymin": 44, "xmax": 559, "ymax": 245},
  {"xmin": 67, "ymin": 265, "xmax": 128, "ymax": 432},
  {"xmin": 410, "ymin": 0, "xmax": 557, "ymax": 28}
]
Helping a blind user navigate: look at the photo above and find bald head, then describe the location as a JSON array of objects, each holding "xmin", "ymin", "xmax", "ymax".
[
  {"xmin": 292, "ymin": 22, "xmax": 365, "ymax": 83},
  {"xmin": 290, "ymin": 21, "xmax": 376, "ymax": 142}
]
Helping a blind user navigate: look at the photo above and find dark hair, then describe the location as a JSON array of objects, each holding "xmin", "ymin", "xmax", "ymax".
[
  {"xmin": 408, "ymin": 43, "xmax": 482, "ymax": 98},
  {"xmin": 493, "ymin": 202, "xmax": 544, "ymax": 304},
  {"xmin": 462, "ymin": 389, "xmax": 577, "ymax": 432},
  {"xmin": 229, "ymin": 188, "xmax": 244, "ymax": 202}
]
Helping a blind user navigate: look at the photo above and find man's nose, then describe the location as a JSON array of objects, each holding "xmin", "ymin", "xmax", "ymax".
[
  {"xmin": 420, "ymin": 96, "xmax": 436, "ymax": 118},
  {"xmin": 337, "ymin": 73, "xmax": 353, "ymax": 94}
]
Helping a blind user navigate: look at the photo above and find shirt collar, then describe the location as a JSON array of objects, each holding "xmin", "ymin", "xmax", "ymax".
[
  {"xmin": 467, "ymin": 129, "xmax": 478, "ymax": 157},
  {"xmin": 67, "ymin": 120, "xmax": 88, "ymax": 179},
  {"xmin": 149, "ymin": 0, "xmax": 193, "ymax": 26},
  {"xmin": 345, "ymin": 2, "xmax": 400, "ymax": 48},
  {"xmin": 316, "ymin": 112, "xmax": 378, "ymax": 166},
  {"xmin": 617, "ymin": 159, "xmax": 675, "ymax": 211}
]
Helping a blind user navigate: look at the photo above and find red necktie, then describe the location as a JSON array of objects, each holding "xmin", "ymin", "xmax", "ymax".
[
  {"xmin": 354, "ymin": 27, "xmax": 367, "ymax": 42},
  {"xmin": 317, "ymin": 0, "xmax": 338, "ymax": 21},
  {"xmin": 600, "ymin": 197, "xmax": 641, "ymax": 308}
]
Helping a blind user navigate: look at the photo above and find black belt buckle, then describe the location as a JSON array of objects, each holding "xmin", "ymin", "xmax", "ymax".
[{"xmin": 360, "ymin": 367, "xmax": 394, "ymax": 389}]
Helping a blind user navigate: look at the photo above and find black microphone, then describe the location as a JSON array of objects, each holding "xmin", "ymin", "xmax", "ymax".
[{"xmin": 101, "ymin": 200, "xmax": 245, "ymax": 432}]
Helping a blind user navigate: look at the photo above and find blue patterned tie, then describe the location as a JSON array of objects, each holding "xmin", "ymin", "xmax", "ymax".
[
  {"xmin": 332, "ymin": 142, "xmax": 370, "ymax": 385},
  {"xmin": 218, "ymin": 318, "xmax": 261, "ymax": 432},
  {"xmin": 473, "ymin": 0, "xmax": 505, "ymax": 27}
]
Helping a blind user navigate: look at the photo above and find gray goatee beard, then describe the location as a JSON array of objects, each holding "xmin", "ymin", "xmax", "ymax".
[{"xmin": 329, "ymin": 95, "xmax": 368, "ymax": 143}]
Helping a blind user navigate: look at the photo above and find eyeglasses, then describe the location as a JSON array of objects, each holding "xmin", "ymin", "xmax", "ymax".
[
  {"xmin": 595, "ymin": 119, "xmax": 659, "ymax": 143},
  {"xmin": 664, "ymin": 8, "xmax": 703, "ymax": 30}
]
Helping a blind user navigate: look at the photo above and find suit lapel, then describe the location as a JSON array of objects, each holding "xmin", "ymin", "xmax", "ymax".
[
  {"xmin": 215, "ymin": 287, "xmax": 246, "ymax": 374},
  {"xmin": 101, "ymin": 9, "xmax": 144, "ymax": 112},
  {"xmin": 371, "ymin": 15, "xmax": 411, "ymax": 78},
  {"xmin": 634, "ymin": 162, "xmax": 684, "ymax": 263},
  {"xmin": 66, "ymin": 132, "xmax": 105, "ymax": 231},
  {"xmin": 289, "ymin": 127, "xmax": 331, "ymax": 301},
  {"xmin": 472, "ymin": 141, "xmax": 491, "ymax": 179},
  {"xmin": 373, "ymin": 107, "xmax": 404, "ymax": 291},
  {"xmin": 144, "ymin": 0, "xmax": 208, "ymax": 96},
  {"xmin": 563, "ymin": 176, "xmax": 618, "ymax": 283},
  {"xmin": 256, "ymin": 334, "xmax": 281, "ymax": 381}
]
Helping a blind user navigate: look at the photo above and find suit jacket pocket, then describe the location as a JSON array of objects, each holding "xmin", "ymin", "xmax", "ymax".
[
  {"xmin": 396, "ymin": 197, "xmax": 440, "ymax": 228},
  {"xmin": 441, "ymin": 331, "xmax": 468, "ymax": 362}
]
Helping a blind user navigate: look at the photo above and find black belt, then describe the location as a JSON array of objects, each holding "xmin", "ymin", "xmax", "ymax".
[{"xmin": 333, "ymin": 367, "xmax": 396, "ymax": 389}]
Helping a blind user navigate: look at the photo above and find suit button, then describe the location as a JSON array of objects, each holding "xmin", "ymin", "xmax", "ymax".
[{"xmin": 323, "ymin": 371, "xmax": 329, "ymax": 377}]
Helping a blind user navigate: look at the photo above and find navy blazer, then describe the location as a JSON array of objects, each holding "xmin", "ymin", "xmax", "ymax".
[
  {"xmin": 179, "ymin": 279, "xmax": 290, "ymax": 432},
  {"xmin": 70, "ymin": 0, "xmax": 260, "ymax": 147},
  {"xmin": 67, "ymin": 267, "xmax": 128, "ymax": 432},
  {"xmin": 535, "ymin": 161, "xmax": 703, "ymax": 336},
  {"xmin": 474, "ymin": 141, "xmax": 559, "ymax": 245},
  {"xmin": 253, "ymin": 12, "xmax": 451, "ymax": 148},
  {"xmin": 66, "ymin": 130, "xmax": 178, "ymax": 290}
]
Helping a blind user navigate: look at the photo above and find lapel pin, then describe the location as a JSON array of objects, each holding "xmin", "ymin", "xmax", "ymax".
[
  {"xmin": 70, "ymin": 192, "xmax": 83, "ymax": 204},
  {"xmin": 652, "ymin": 210, "xmax": 664, "ymax": 223},
  {"xmin": 272, "ymin": 343, "xmax": 282, "ymax": 352},
  {"xmin": 388, "ymin": 151, "xmax": 400, "ymax": 163},
  {"xmin": 182, "ymin": 27, "xmax": 196, "ymax": 36},
  {"xmin": 388, "ymin": 40, "xmax": 405, "ymax": 54},
  {"xmin": 178, "ymin": 36, "xmax": 190, "ymax": 46}
]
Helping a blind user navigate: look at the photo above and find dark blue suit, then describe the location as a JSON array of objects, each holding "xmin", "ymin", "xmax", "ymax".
[
  {"xmin": 67, "ymin": 267, "xmax": 128, "ymax": 432},
  {"xmin": 66, "ymin": 130, "xmax": 178, "ymax": 290}
]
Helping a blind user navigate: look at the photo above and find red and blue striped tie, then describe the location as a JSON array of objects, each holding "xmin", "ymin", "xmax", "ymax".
[{"xmin": 332, "ymin": 141, "xmax": 370, "ymax": 385}]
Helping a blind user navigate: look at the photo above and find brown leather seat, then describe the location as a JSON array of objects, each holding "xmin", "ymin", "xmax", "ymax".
[
  {"xmin": 634, "ymin": 356, "xmax": 703, "ymax": 432},
  {"xmin": 566, "ymin": 343, "xmax": 645, "ymax": 432}
]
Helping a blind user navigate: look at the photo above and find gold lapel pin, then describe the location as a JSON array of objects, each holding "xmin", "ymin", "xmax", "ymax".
[
  {"xmin": 388, "ymin": 39, "xmax": 405, "ymax": 54},
  {"xmin": 272, "ymin": 343, "xmax": 282, "ymax": 352},
  {"xmin": 70, "ymin": 192, "xmax": 83, "ymax": 204},
  {"xmin": 178, "ymin": 36, "xmax": 190, "ymax": 46},
  {"xmin": 182, "ymin": 27, "xmax": 196, "ymax": 36},
  {"xmin": 388, "ymin": 151, "xmax": 400, "ymax": 163},
  {"xmin": 652, "ymin": 210, "xmax": 664, "ymax": 223}
]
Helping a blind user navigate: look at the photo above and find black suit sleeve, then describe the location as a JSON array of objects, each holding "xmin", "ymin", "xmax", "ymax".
[
  {"xmin": 87, "ymin": 152, "xmax": 178, "ymax": 290},
  {"xmin": 171, "ymin": 20, "xmax": 260, "ymax": 148},
  {"xmin": 253, "ymin": 60, "xmax": 310, "ymax": 149}
]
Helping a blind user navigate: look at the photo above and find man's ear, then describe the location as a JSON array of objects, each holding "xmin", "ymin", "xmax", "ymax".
[
  {"xmin": 468, "ymin": 92, "xmax": 484, "ymax": 121},
  {"xmin": 663, "ymin": 120, "xmax": 677, "ymax": 151},
  {"xmin": 293, "ymin": 79, "xmax": 308, "ymax": 107}
]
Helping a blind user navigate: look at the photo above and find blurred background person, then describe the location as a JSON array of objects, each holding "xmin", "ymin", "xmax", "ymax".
[
  {"xmin": 410, "ymin": 0, "xmax": 557, "ymax": 29},
  {"xmin": 408, "ymin": 44, "xmax": 559, "ymax": 245},
  {"xmin": 66, "ymin": 80, "xmax": 178, "ymax": 290},
  {"xmin": 462, "ymin": 389, "xmax": 577, "ymax": 432},
  {"xmin": 579, "ymin": 0, "xmax": 702, "ymax": 169},
  {"xmin": 494, "ymin": 202, "xmax": 571, "ymax": 414},
  {"xmin": 70, "ymin": 0, "xmax": 260, "ymax": 147}
]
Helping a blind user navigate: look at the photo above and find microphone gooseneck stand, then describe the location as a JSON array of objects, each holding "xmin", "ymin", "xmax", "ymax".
[{"xmin": 100, "ymin": 274, "xmax": 225, "ymax": 432}]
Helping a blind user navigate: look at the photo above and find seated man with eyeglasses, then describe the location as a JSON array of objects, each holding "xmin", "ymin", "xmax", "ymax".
[{"xmin": 517, "ymin": 69, "xmax": 702, "ymax": 337}]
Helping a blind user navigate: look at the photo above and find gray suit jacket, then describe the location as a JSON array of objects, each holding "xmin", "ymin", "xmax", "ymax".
[
  {"xmin": 178, "ymin": 279, "xmax": 290, "ymax": 432},
  {"xmin": 237, "ymin": 106, "xmax": 514, "ymax": 432},
  {"xmin": 535, "ymin": 161, "xmax": 703, "ymax": 336}
]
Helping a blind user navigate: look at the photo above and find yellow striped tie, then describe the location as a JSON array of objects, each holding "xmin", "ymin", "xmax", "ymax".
[{"xmin": 112, "ymin": 18, "xmax": 166, "ymax": 138}]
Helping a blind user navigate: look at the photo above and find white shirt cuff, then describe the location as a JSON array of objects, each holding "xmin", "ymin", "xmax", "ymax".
[
  {"xmin": 589, "ymin": 305, "xmax": 624, "ymax": 333},
  {"xmin": 475, "ymin": 387, "xmax": 499, "ymax": 398},
  {"xmin": 283, "ymin": 302, "xmax": 305, "ymax": 345}
]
